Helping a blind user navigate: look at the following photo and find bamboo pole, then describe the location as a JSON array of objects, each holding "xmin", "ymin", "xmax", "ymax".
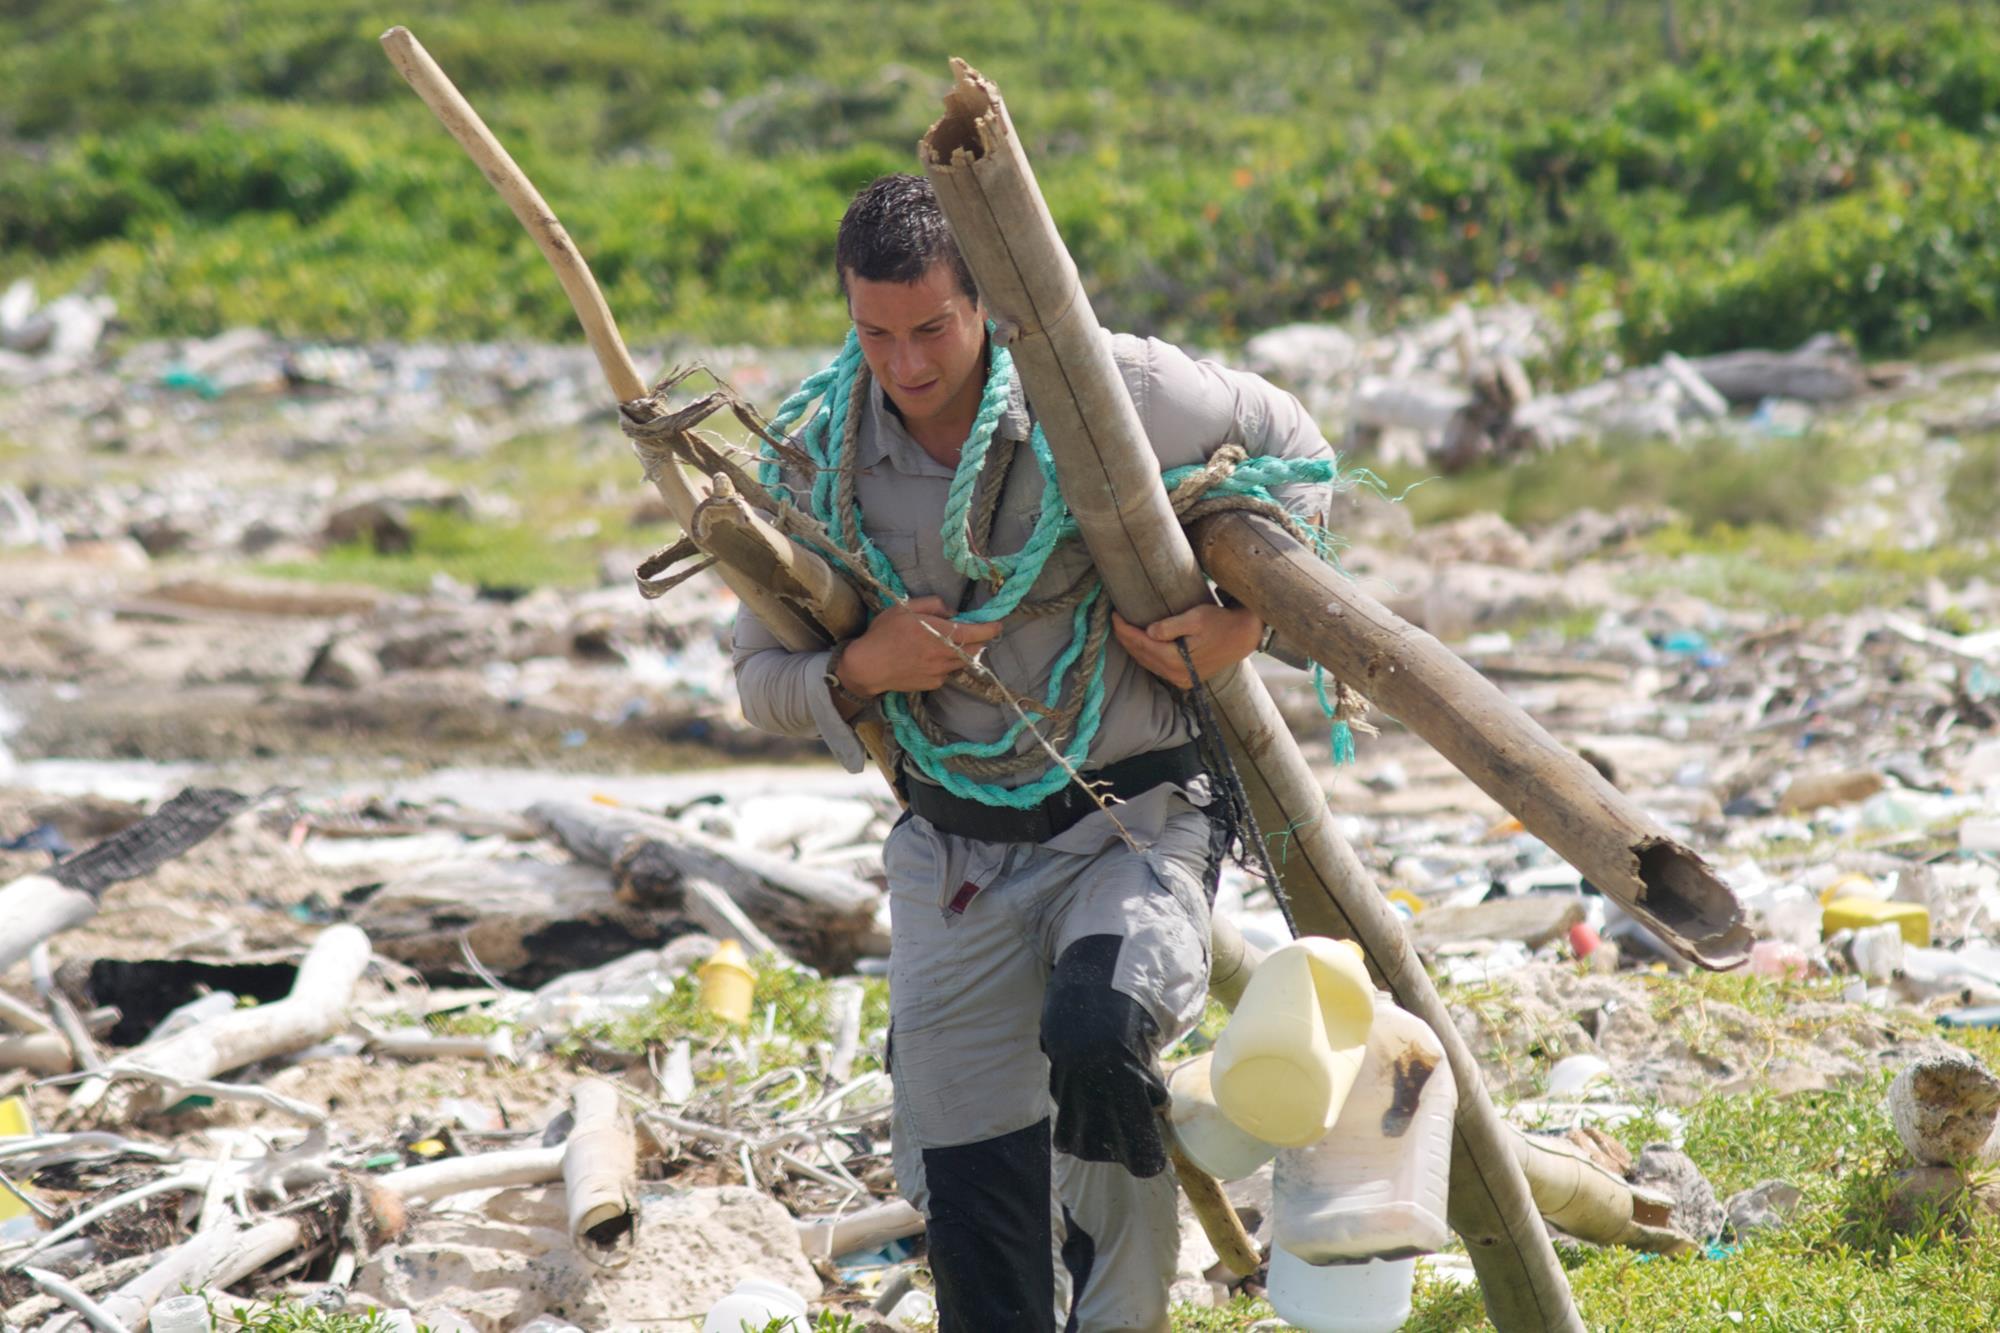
[
  {"xmin": 379, "ymin": 25, "xmax": 896, "ymax": 779},
  {"xmin": 1192, "ymin": 509, "xmax": 1751, "ymax": 968},
  {"xmin": 563, "ymin": 1078, "xmax": 640, "ymax": 1266},
  {"xmin": 921, "ymin": 61, "xmax": 1580, "ymax": 1330}
]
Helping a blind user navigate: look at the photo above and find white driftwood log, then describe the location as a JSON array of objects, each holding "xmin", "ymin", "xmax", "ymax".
[
  {"xmin": 0, "ymin": 1029, "xmax": 75, "ymax": 1074},
  {"xmin": 70, "ymin": 925, "xmax": 372, "ymax": 1120},
  {"xmin": 795, "ymin": 1198, "xmax": 925, "ymax": 1262},
  {"xmin": 375, "ymin": 1144, "xmax": 566, "ymax": 1206},
  {"xmin": 922, "ymin": 60, "xmax": 1578, "ymax": 1330},
  {"xmin": 563, "ymin": 1078, "xmax": 639, "ymax": 1266},
  {"xmin": 0, "ymin": 875, "xmax": 97, "ymax": 978},
  {"xmin": 99, "ymin": 1217, "xmax": 305, "ymax": 1331},
  {"xmin": 366, "ymin": 1028, "xmax": 516, "ymax": 1063}
]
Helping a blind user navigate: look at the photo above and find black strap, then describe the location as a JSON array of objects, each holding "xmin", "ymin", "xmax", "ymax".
[{"xmin": 903, "ymin": 741, "xmax": 1206, "ymax": 844}]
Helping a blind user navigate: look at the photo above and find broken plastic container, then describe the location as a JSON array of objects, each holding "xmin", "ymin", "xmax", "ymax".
[
  {"xmin": 1211, "ymin": 936, "xmax": 1374, "ymax": 1148},
  {"xmin": 1266, "ymin": 1247, "xmax": 1414, "ymax": 1333},
  {"xmin": 1168, "ymin": 1051, "xmax": 1283, "ymax": 1181},
  {"xmin": 150, "ymin": 1295, "xmax": 212, "ymax": 1333},
  {"xmin": 1273, "ymin": 1000, "xmax": 1456, "ymax": 1264}
]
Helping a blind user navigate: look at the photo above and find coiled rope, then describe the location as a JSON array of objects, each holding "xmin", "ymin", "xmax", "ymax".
[{"xmin": 761, "ymin": 329, "xmax": 1370, "ymax": 807}]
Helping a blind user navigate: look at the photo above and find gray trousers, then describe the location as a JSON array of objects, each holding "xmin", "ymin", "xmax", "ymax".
[{"xmin": 884, "ymin": 789, "xmax": 1215, "ymax": 1333}]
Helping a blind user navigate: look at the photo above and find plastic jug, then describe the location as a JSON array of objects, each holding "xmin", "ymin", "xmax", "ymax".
[
  {"xmin": 1273, "ymin": 999, "xmax": 1456, "ymax": 1263},
  {"xmin": 1822, "ymin": 897, "xmax": 1929, "ymax": 948},
  {"xmin": 1211, "ymin": 936, "xmax": 1374, "ymax": 1147},
  {"xmin": 1167, "ymin": 1051, "xmax": 1283, "ymax": 1181},
  {"xmin": 702, "ymin": 1276, "xmax": 809, "ymax": 1333},
  {"xmin": 698, "ymin": 939, "xmax": 757, "ymax": 1026},
  {"xmin": 1265, "ymin": 1247, "xmax": 1414, "ymax": 1333}
]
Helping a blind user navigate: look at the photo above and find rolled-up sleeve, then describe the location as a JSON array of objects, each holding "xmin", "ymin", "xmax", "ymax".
[{"xmin": 730, "ymin": 607, "xmax": 872, "ymax": 773}]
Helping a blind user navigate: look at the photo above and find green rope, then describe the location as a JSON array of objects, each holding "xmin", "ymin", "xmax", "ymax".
[{"xmin": 763, "ymin": 329, "xmax": 1361, "ymax": 805}]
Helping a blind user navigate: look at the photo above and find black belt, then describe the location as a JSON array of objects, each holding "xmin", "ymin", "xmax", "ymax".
[{"xmin": 901, "ymin": 740, "xmax": 1207, "ymax": 844}]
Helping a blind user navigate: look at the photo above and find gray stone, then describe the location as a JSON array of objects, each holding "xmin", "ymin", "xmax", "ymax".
[
  {"xmin": 1630, "ymin": 1145, "xmax": 1725, "ymax": 1244},
  {"xmin": 304, "ymin": 635, "xmax": 384, "ymax": 691},
  {"xmin": 1724, "ymin": 1179, "xmax": 1803, "ymax": 1238}
]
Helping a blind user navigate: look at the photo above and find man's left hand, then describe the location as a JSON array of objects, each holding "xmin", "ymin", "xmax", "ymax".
[{"xmin": 1111, "ymin": 602, "xmax": 1263, "ymax": 689}]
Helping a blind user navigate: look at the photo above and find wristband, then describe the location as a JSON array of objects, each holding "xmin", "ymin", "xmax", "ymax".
[{"xmin": 823, "ymin": 640, "xmax": 872, "ymax": 710}]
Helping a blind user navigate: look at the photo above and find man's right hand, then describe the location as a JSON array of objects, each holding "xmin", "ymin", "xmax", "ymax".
[{"xmin": 837, "ymin": 595, "xmax": 1003, "ymax": 697}]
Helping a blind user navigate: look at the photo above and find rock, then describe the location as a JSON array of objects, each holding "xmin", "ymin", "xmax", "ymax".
[
  {"xmin": 324, "ymin": 499, "xmax": 415, "ymax": 554},
  {"xmin": 1778, "ymin": 769, "xmax": 1886, "ymax": 814},
  {"xmin": 1884, "ymin": 1165, "xmax": 2000, "ymax": 1237},
  {"xmin": 1724, "ymin": 1179, "xmax": 1802, "ymax": 1237},
  {"xmin": 128, "ymin": 514, "xmax": 199, "ymax": 557},
  {"xmin": 1410, "ymin": 895, "xmax": 1586, "ymax": 951},
  {"xmin": 304, "ymin": 635, "xmax": 385, "ymax": 691},
  {"xmin": 1629, "ymin": 1145, "xmax": 1725, "ymax": 1244},
  {"xmin": 356, "ymin": 1183, "xmax": 819, "ymax": 1333},
  {"xmin": 1889, "ymin": 1048, "xmax": 2000, "ymax": 1166},
  {"xmin": 1243, "ymin": 323, "xmax": 1358, "ymax": 386},
  {"xmin": 1409, "ymin": 512, "xmax": 1533, "ymax": 569}
]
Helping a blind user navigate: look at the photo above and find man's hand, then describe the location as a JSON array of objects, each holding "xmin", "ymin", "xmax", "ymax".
[
  {"xmin": 838, "ymin": 595, "xmax": 1004, "ymax": 697},
  {"xmin": 1111, "ymin": 603, "xmax": 1263, "ymax": 689}
]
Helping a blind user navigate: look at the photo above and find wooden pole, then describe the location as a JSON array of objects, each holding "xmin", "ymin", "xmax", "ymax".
[
  {"xmin": 1192, "ymin": 510, "xmax": 1752, "ymax": 969},
  {"xmin": 380, "ymin": 26, "xmax": 898, "ymax": 783},
  {"xmin": 921, "ymin": 60, "xmax": 1581, "ymax": 1331}
]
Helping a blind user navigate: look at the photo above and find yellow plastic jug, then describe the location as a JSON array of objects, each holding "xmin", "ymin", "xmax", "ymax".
[
  {"xmin": 1821, "ymin": 897, "xmax": 1929, "ymax": 947},
  {"xmin": 1211, "ymin": 936, "xmax": 1374, "ymax": 1147}
]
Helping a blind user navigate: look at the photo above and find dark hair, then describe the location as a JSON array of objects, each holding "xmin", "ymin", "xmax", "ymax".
[{"xmin": 836, "ymin": 174, "xmax": 978, "ymax": 301}]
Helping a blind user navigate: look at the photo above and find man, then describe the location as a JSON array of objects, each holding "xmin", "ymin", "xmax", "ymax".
[{"xmin": 732, "ymin": 174, "xmax": 1333, "ymax": 1331}]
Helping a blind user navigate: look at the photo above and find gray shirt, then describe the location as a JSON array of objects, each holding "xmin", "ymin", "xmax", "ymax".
[{"xmin": 731, "ymin": 330, "xmax": 1333, "ymax": 787}]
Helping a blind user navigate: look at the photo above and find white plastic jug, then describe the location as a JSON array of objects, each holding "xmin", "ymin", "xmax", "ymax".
[
  {"xmin": 1274, "ymin": 998, "xmax": 1456, "ymax": 1263},
  {"xmin": 1210, "ymin": 936, "xmax": 1374, "ymax": 1147},
  {"xmin": 1167, "ymin": 1051, "xmax": 1283, "ymax": 1181},
  {"xmin": 1266, "ymin": 1247, "xmax": 1415, "ymax": 1333},
  {"xmin": 702, "ymin": 1276, "xmax": 809, "ymax": 1333}
]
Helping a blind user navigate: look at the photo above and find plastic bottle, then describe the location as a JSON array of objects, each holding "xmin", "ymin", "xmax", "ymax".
[
  {"xmin": 698, "ymin": 939, "xmax": 757, "ymax": 1026},
  {"xmin": 151, "ymin": 1295, "xmax": 212, "ymax": 1333},
  {"xmin": 1272, "ymin": 999, "xmax": 1456, "ymax": 1264},
  {"xmin": 1265, "ymin": 1248, "xmax": 1414, "ymax": 1333},
  {"xmin": 1210, "ymin": 936, "xmax": 1374, "ymax": 1147},
  {"xmin": 1167, "ymin": 1051, "xmax": 1282, "ymax": 1181},
  {"xmin": 701, "ymin": 1277, "xmax": 809, "ymax": 1333}
]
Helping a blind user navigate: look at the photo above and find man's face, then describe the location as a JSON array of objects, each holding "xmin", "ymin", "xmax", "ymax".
[{"xmin": 845, "ymin": 262, "xmax": 986, "ymax": 436}]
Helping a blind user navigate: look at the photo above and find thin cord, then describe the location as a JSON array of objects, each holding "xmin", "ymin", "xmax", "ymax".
[{"xmin": 1174, "ymin": 639, "xmax": 1298, "ymax": 938}]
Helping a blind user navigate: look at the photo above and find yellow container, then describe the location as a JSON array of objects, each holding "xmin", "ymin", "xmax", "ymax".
[
  {"xmin": 698, "ymin": 939, "xmax": 757, "ymax": 1026},
  {"xmin": 1211, "ymin": 937, "xmax": 1374, "ymax": 1148},
  {"xmin": 1821, "ymin": 897, "xmax": 1930, "ymax": 947}
]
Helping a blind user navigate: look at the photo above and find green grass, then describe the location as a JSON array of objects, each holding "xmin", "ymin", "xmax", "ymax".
[{"xmin": 7, "ymin": 2, "xmax": 2000, "ymax": 363}]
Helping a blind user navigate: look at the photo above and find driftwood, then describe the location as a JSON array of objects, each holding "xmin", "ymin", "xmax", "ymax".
[
  {"xmin": 0, "ymin": 788, "xmax": 253, "ymax": 978},
  {"xmin": 1191, "ymin": 508, "xmax": 1751, "ymax": 968},
  {"xmin": 69, "ymin": 925, "xmax": 372, "ymax": 1120},
  {"xmin": 795, "ymin": 1198, "xmax": 925, "ymax": 1262},
  {"xmin": 351, "ymin": 857, "xmax": 677, "ymax": 988},
  {"xmin": 380, "ymin": 25, "xmax": 899, "ymax": 781},
  {"xmin": 563, "ymin": 1079, "xmax": 640, "ymax": 1266},
  {"xmin": 376, "ymin": 1144, "xmax": 565, "ymax": 1207},
  {"xmin": 529, "ymin": 800, "xmax": 884, "ymax": 971},
  {"xmin": 921, "ymin": 62, "xmax": 1577, "ymax": 1330},
  {"xmin": 1687, "ymin": 334, "xmax": 1868, "ymax": 404},
  {"xmin": 98, "ymin": 1217, "xmax": 307, "ymax": 1331}
]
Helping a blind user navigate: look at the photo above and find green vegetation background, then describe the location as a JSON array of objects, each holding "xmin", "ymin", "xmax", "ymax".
[{"xmin": 6, "ymin": 0, "xmax": 2000, "ymax": 370}]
